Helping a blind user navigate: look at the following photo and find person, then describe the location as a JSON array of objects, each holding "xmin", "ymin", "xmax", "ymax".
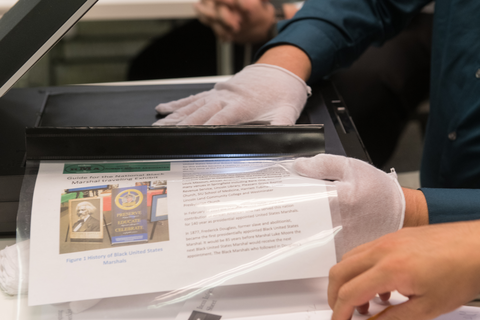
[
  {"xmin": 72, "ymin": 201, "xmax": 100, "ymax": 232},
  {"xmin": 194, "ymin": 0, "xmax": 432, "ymax": 168},
  {"xmin": 153, "ymin": 0, "xmax": 480, "ymax": 318},
  {"xmin": 154, "ymin": 0, "xmax": 480, "ymax": 225},
  {"xmin": 141, "ymin": 0, "xmax": 433, "ymax": 168}
]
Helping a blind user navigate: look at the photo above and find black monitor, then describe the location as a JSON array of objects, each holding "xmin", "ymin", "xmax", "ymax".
[{"xmin": 0, "ymin": 0, "xmax": 97, "ymax": 97}]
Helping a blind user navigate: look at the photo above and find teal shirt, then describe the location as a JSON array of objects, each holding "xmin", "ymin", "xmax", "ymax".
[{"xmin": 259, "ymin": 0, "xmax": 480, "ymax": 224}]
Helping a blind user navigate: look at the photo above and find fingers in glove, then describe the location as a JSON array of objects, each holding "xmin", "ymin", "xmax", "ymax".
[
  {"xmin": 293, "ymin": 154, "xmax": 351, "ymax": 181},
  {"xmin": 203, "ymin": 102, "xmax": 248, "ymax": 125},
  {"xmin": 152, "ymin": 117, "xmax": 181, "ymax": 126},
  {"xmin": 155, "ymin": 91, "xmax": 210, "ymax": 115},
  {"xmin": 270, "ymin": 105, "xmax": 301, "ymax": 125},
  {"xmin": 177, "ymin": 101, "xmax": 226, "ymax": 125},
  {"xmin": 154, "ymin": 98, "xmax": 208, "ymax": 125}
]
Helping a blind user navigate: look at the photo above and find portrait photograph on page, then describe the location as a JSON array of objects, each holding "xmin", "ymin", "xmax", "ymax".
[{"xmin": 68, "ymin": 197, "xmax": 104, "ymax": 241}]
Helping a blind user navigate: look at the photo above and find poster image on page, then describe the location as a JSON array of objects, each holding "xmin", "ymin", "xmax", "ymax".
[{"xmin": 59, "ymin": 180, "xmax": 169, "ymax": 254}]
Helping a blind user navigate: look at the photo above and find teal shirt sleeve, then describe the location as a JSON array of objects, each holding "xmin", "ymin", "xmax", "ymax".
[
  {"xmin": 421, "ymin": 188, "xmax": 480, "ymax": 224},
  {"xmin": 259, "ymin": 0, "xmax": 431, "ymax": 83}
]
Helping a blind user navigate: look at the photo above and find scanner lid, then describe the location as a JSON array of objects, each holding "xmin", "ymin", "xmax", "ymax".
[{"xmin": 0, "ymin": 0, "xmax": 97, "ymax": 97}]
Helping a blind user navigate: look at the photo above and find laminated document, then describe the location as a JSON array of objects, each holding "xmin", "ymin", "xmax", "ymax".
[{"xmin": 28, "ymin": 158, "xmax": 339, "ymax": 306}]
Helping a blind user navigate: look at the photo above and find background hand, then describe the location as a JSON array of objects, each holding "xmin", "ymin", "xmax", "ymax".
[
  {"xmin": 195, "ymin": 0, "xmax": 276, "ymax": 43},
  {"xmin": 328, "ymin": 221, "xmax": 480, "ymax": 320}
]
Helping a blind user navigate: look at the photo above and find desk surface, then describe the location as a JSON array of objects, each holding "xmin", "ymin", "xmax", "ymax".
[{"xmin": 0, "ymin": 0, "xmax": 197, "ymax": 20}]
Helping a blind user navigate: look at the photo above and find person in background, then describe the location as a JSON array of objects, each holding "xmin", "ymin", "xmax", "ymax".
[
  {"xmin": 194, "ymin": 0, "xmax": 302, "ymax": 44},
  {"xmin": 128, "ymin": 0, "xmax": 300, "ymax": 80}
]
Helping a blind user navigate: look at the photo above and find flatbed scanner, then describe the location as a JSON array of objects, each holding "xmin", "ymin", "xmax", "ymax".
[{"xmin": 0, "ymin": 0, "xmax": 369, "ymax": 235}]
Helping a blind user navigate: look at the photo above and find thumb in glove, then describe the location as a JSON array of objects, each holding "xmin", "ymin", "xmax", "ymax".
[{"xmin": 293, "ymin": 154, "xmax": 405, "ymax": 257}]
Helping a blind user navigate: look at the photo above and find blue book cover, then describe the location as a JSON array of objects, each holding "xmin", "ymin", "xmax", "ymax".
[{"xmin": 111, "ymin": 185, "xmax": 148, "ymax": 244}]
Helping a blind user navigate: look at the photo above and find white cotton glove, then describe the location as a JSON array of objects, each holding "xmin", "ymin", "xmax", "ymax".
[
  {"xmin": 0, "ymin": 241, "xmax": 101, "ymax": 313},
  {"xmin": 293, "ymin": 154, "xmax": 405, "ymax": 257},
  {"xmin": 153, "ymin": 64, "xmax": 311, "ymax": 126},
  {"xmin": 0, "ymin": 240, "xmax": 29, "ymax": 295}
]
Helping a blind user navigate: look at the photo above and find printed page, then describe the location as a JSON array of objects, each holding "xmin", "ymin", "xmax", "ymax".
[{"xmin": 28, "ymin": 159, "xmax": 337, "ymax": 306}]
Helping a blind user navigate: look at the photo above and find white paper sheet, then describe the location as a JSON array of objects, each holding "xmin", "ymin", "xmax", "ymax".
[{"xmin": 28, "ymin": 159, "xmax": 337, "ymax": 306}]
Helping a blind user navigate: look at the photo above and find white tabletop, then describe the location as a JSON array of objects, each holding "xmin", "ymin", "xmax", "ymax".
[{"xmin": 0, "ymin": 0, "xmax": 197, "ymax": 20}]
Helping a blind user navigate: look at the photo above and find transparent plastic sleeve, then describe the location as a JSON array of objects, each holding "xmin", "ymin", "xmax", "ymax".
[{"xmin": 14, "ymin": 157, "xmax": 343, "ymax": 320}]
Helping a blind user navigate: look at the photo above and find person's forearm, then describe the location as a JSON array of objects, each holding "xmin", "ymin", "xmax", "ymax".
[
  {"xmin": 256, "ymin": 45, "xmax": 311, "ymax": 81},
  {"xmin": 402, "ymin": 187, "xmax": 429, "ymax": 227}
]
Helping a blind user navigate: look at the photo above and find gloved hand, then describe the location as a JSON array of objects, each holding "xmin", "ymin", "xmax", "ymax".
[
  {"xmin": 0, "ymin": 240, "xmax": 29, "ymax": 295},
  {"xmin": 293, "ymin": 154, "xmax": 405, "ymax": 257},
  {"xmin": 0, "ymin": 240, "xmax": 101, "ymax": 313},
  {"xmin": 153, "ymin": 64, "xmax": 311, "ymax": 126}
]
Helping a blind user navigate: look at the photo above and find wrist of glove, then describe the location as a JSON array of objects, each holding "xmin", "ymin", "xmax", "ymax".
[
  {"xmin": 293, "ymin": 154, "xmax": 405, "ymax": 257},
  {"xmin": 0, "ymin": 240, "xmax": 29, "ymax": 295},
  {"xmin": 153, "ymin": 64, "xmax": 311, "ymax": 126}
]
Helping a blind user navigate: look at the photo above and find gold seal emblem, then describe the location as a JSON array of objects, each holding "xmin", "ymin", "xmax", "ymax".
[{"xmin": 115, "ymin": 189, "xmax": 143, "ymax": 210}]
